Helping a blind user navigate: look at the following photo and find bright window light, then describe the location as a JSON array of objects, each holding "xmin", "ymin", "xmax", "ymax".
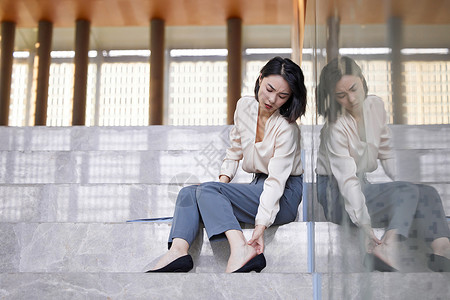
[
  {"xmin": 170, "ymin": 49, "xmax": 228, "ymax": 57},
  {"xmin": 108, "ymin": 50, "xmax": 151, "ymax": 57},
  {"xmin": 339, "ymin": 48, "xmax": 391, "ymax": 55},
  {"xmin": 401, "ymin": 48, "xmax": 449, "ymax": 55},
  {"xmin": 245, "ymin": 48, "xmax": 292, "ymax": 55},
  {"xmin": 88, "ymin": 50, "xmax": 98, "ymax": 58},
  {"xmin": 301, "ymin": 48, "xmax": 325, "ymax": 55},
  {"xmin": 13, "ymin": 51, "xmax": 30, "ymax": 58},
  {"xmin": 51, "ymin": 51, "xmax": 75, "ymax": 58}
]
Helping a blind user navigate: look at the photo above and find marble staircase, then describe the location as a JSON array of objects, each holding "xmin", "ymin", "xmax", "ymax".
[{"xmin": 1, "ymin": 126, "xmax": 449, "ymax": 299}]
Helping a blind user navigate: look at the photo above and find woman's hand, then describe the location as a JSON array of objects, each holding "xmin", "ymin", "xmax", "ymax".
[
  {"xmin": 361, "ymin": 224, "xmax": 382, "ymax": 253},
  {"xmin": 248, "ymin": 225, "xmax": 266, "ymax": 254},
  {"xmin": 219, "ymin": 175, "xmax": 230, "ymax": 183}
]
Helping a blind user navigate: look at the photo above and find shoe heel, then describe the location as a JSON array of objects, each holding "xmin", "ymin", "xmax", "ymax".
[
  {"xmin": 364, "ymin": 253, "xmax": 397, "ymax": 272},
  {"xmin": 233, "ymin": 253, "xmax": 267, "ymax": 273}
]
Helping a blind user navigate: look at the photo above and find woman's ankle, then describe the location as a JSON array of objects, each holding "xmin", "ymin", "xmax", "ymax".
[
  {"xmin": 431, "ymin": 237, "xmax": 450, "ymax": 258},
  {"xmin": 170, "ymin": 238, "xmax": 190, "ymax": 254},
  {"xmin": 382, "ymin": 229, "xmax": 401, "ymax": 245},
  {"xmin": 226, "ymin": 244, "xmax": 257, "ymax": 273}
]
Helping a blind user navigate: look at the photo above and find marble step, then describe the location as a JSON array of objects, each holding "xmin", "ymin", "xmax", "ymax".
[
  {"xmin": 0, "ymin": 126, "xmax": 232, "ymax": 151},
  {"xmin": 313, "ymin": 222, "xmax": 450, "ymax": 273},
  {"xmin": 0, "ymin": 150, "xmax": 257, "ymax": 184},
  {"xmin": 1, "ymin": 182, "xmax": 448, "ymax": 223},
  {"xmin": 319, "ymin": 272, "xmax": 450, "ymax": 300},
  {"xmin": 307, "ymin": 124, "xmax": 450, "ymax": 150},
  {"xmin": 2, "ymin": 148, "xmax": 450, "ymax": 184},
  {"xmin": 0, "ymin": 272, "xmax": 448, "ymax": 300},
  {"xmin": 0, "ymin": 183, "xmax": 178, "ymax": 223},
  {"xmin": 0, "ymin": 273, "xmax": 315, "ymax": 299},
  {"xmin": 0, "ymin": 222, "xmax": 309, "ymax": 274},
  {"xmin": 0, "ymin": 183, "xmax": 306, "ymax": 223},
  {"xmin": 1, "ymin": 125, "xmax": 449, "ymax": 151},
  {"xmin": 305, "ymin": 183, "xmax": 450, "ymax": 221}
]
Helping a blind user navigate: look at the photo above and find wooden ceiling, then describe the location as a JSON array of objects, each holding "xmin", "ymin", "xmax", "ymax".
[
  {"xmin": 0, "ymin": 0, "xmax": 294, "ymax": 27},
  {"xmin": 1, "ymin": 0, "xmax": 449, "ymax": 28},
  {"xmin": 309, "ymin": 0, "xmax": 450, "ymax": 25}
]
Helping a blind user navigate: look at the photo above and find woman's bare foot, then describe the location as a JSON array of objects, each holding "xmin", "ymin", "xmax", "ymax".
[
  {"xmin": 372, "ymin": 241, "xmax": 400, "ymax": 271},
  {"xmin": 151, "ymin": 249, "xmax": 187, "ymax": 270},
  {"xmin": 226, "ymin": 243, "xmax": 258, "ymax": 273},
  {"xmin": 151, "ymin": 238, "xmax": 189, "ymax": 270}
]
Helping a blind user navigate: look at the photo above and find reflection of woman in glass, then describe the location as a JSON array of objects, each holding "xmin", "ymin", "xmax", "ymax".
[
  {"xmin": 316, "ymin": 56, "xmax": 450, "ymax": 272},
  {"xmin": 148, "ymin": 57, "xmax": 307, "ymax": 273}
]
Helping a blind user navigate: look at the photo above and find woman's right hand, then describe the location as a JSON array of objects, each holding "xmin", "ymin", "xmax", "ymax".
[
  {"xmin": 248, "ymin": 225, "xmax": 266, "ymax": 254},
  {"xmin": 361, "ymin": 224, "xmax": 382, "ymax": 253}
]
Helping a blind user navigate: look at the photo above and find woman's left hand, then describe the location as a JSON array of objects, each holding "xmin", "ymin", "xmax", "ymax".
[
  {"xmin": 248, "ymin": 225, "xmax": 266, "ymax": 254},
  {"xmin": 219, "ymin": 175, "xmax": 230, "ymax": 183}
]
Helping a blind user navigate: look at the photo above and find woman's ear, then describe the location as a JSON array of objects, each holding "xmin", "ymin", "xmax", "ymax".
[{"xmin": 259, "ymin": 74, "xmax": 262, "ymax": 85}]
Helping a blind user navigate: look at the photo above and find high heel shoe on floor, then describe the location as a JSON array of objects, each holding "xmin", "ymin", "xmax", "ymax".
[
  {"xmin": 146, "ymin": 254, "xmax": 193, "ymax": 273},
  {"xmin": 233, "ymin": 253, "xmax": 266, "ymax": 273},
  {"xmin": 428, "ymin": 254, "xmax": 450, "ymax": 272},
  {"xmin": 363, "ymin": 253, "xmax": 398, "ymax": 272}
]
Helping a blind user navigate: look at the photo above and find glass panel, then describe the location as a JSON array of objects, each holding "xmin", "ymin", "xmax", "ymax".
[{"xmin": 305, "ymin": 0, "xmax": 450, "ymax": 297}]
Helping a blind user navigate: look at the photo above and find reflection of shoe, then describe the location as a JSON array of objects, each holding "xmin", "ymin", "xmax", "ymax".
[
  {"xmin": 233, "ymin": 253, "xmax": 266, "ymax": 273},
  {"xmin": 364, "ymin": 253, "xmax": 398, "ymax": 272},
  {"xmin": 428, "ymin": 254, "xmax": 450, "ymax": 272},
  {"xmin": 146, "ymin": 255, "xmax": 193, "ymax": 273}
]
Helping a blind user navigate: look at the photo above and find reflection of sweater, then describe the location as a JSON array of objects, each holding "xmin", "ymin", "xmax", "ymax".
[
  {"xmin": 220, "ymin": 96, "xmax": 303, "ymax": 228},
  {"xmin": 316, "ymin": 95, "xmax": 396, "ymax": 227}
]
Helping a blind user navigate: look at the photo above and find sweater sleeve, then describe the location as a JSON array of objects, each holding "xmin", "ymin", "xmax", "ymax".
[
  {"xmin": 220, "ymin": 101, "xmax": 243, "ymax": 180},
  {"xmin": 375, "ymin": 97, "xmax": 396, "ymax": 180}
]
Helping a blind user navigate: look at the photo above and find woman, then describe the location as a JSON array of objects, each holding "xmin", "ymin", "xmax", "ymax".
[
  {"xmin": 148, "ymin": 56, "xmax": 307, "ymax": 273},
  {"xmin": 316, "ymin": 56, "xmax": 450, "ymax": 272}
]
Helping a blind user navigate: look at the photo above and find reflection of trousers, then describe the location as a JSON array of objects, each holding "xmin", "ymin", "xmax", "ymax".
[
  {"xmin": 168, "ymin": 174, "xmax": 303, "ymax": 247},
  {"xmin": 317, "ymin": 175, "xmax": 450, "ymax": 243}
]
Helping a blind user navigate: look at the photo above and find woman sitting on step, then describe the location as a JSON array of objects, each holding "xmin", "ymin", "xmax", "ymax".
[
  {"xmin": 316, "ymin": 56, "xmax": 450, "ymax": 272},
  {"xmin": 147, "ymin": 56, "xmax": 307, "ymax": 273}
]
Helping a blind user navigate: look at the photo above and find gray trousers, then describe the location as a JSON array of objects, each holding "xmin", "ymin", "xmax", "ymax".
[
  {"xmin": 317, "ymin": 175, "xmax": 450, "ymax": 243},
  {"xmin": 168, "ymin": 174, "xmax": 303, "ymax": 247}
]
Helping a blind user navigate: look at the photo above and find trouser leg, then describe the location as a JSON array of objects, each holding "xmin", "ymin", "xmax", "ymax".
[
  {"xmin": 318, "ymin": 175, "xmax": 450, "ymax": 245},
  {"xmin": 196, "ymin": 175, "xmax": 303, "ymax": 241},
  {"xmin": 318, "ymin": 176, "xmax": 421, "ymax": 237},
  {"xmin": 412, "ymin": 184, "xmax": 450, "ymax": 244},
  {"xmin": 363, "ymin": 181, "xmax": 419, "ymax": 239},
  {"xmin": 317, "ymin": 175, "xmax": 350, "ymax": 225},
  {"xmin": 168, "ymin": 185, "xmax": 201, "ymax": 247}
]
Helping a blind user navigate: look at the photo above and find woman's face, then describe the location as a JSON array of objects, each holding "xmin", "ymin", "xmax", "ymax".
[
  {"xmin": 334, "ymin": 75, "xmax": 366, "ymax": 116},
  {"xmin": 258, "ymin": 74, "xmax": 291, "ymax": 115}
]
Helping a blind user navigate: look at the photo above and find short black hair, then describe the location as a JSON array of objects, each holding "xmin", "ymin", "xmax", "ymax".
[
  {"xmin": 317, "ymin": 56, "xmax": 368, "ymax": 122},
  {"xmin": 254, "ymin": 56, "xmax": 307, "ymax": 123}
]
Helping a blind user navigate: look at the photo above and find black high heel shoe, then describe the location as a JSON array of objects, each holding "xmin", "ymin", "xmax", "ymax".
[
  {"xmin": 233, "ymin": 253, "xmax": 266, "ymax": 273},
  {"xmin": 428, "ymin": 254, "xmax": 450, "ymax": 272},
  {"xmin": 363, "ymin": 253, "xmax": 398, "ymax": 272},
  {"xmin": 146, "ymin": 254, "xmax": 193, "ymax": 273}
]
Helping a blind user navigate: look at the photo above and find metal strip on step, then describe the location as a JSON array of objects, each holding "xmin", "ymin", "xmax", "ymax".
[{"xmin": 313, "ymin": 273, "xmax": 322, "ymax": 300}]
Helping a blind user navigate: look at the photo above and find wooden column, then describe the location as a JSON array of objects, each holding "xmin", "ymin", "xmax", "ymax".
[
  {"xmin": 34, "ymin": 20, "xmax": 53, "ymax": 125},
  {"xmin": 227, "ymin": 17, "xmax": 242, "ymax": 125},
  {"xmin": 291, "ymin": 0, "xmax": 307, "ymax": 65},
  {"xmin": 389, "ymin": 17, "xmax": 406, "ymax": 124},
  {"xmin": 326, "ymin": 16, "xmax": 340, "ymax": 62},
  {"xmin": 0, "ymin": 21, "xmax": 15, "ymax": 126},
  {"xmin": 72, "ymin": 19, "xmax": 90, "ymax": 125},
  {"xmin": 149, "ymin": 18, "xmax": 165, "ymax": 125}
]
